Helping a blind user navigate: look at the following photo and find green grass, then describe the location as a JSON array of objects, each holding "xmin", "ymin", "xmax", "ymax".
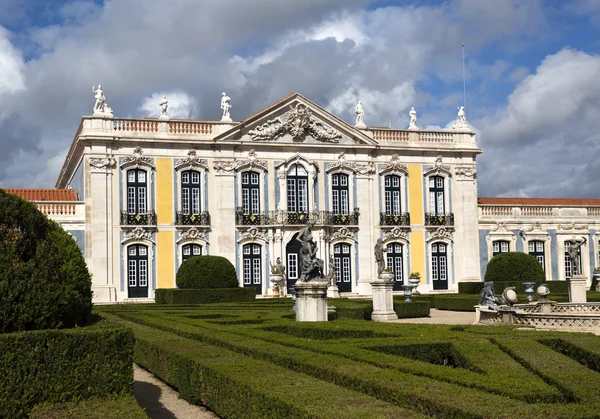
[
  {"xmin": 95, "ymin": 301, "xmax": 600, "ymax": 418},
  {"xmin": 29, "ymin": 395, "xmax": 147, "ymax": 419}
]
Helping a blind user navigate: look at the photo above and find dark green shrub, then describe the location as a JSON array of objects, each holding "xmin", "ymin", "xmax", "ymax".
[
  {"xmin": 155, "ymin": 288, "xmax": 255, "ymax": 304},
  {"xmin": 484, "ymin": 252, "xmax": 545, "ymax": 283},
  {"xmin": 30, "ymin": 395, "xmax": 147, "ymax": 419},
  {"xmin": 0, "ymin": 189, "xmax": 92, "ymax": 333},
  {"xmin": 0, "ymin": 321, "xmax": 134, "ymax": 418},
  {"xmin": 330, "ymin": 299, "xmax": 430, "ymax": 320},
  {"xmin": 176, "ymin": 255, "xmax": 237, "ymax": 289},
  {"xmin": 433, "ymin": 296, "xmax": 480, "ymax": 311}
]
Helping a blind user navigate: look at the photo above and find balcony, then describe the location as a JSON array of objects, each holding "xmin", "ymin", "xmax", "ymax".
[
  {"xmin": 323, "ymin": 209, "xmax": 360, "ymax": 226},
  {"xmin": 236, "ymin": 211, "xmax": 271, "ymax": 226},
  {"xmin": 120, "ymin": 211, "xmax": 157, "ymax": 226},
  {"xmin": 175, "ymin": 211, "xmax": 211, "ymax": 226},
  {"xmin": 425, "ymin": 213, "xmax": 454, "ymax": 226},
  {"xmin": 380, "ymin": 212, "xmax": 410, "ymax": 226}
]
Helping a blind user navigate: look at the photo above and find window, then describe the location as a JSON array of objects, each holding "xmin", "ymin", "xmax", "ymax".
[
  {"xmin": 243, "ymin": 244, "xmax": 262, "ymax": 291},
  {"xmin": 287, "ymin": 164, "xmax": 308, "ymax": 212},
  {"xmin": 331, "ymin": 173, "xmax": 349, "ymax": 215},
  {"xmin": 492, "ymin": 240, "xmax": 510, "ymax": 256},
  {"xmin": 241, "ymin": 171, "xmax": 260, "ymax": 214},
  {"xmin": 181, "ymin": 170, "xmax": 201, "ymax": 214},
  {"xmin": 528, "ymin": 240, "xmax": 545, "ymax": 271},
  {"xmin": 182, "ymin": 244, "xmax": 202, "ymax": 262},
  {"xmin": 127, "ymin": 244, "xmax": 149, "ymax": 298},
  {"xmin": 386, "ymin": 243, "xmax": 404, "ymax": 290},
  {"xmin": 565, "ymin": 241, "xmax": 581, "ymax": 279},
  {"xmin": 429, "ymin": 176, "xmax": 445, "ymax": 215},
  {"xmin": 431, "ymin": 242, "xmax": 448, "ymax": 290},
  {"xmin": 384, "ymin": 175, "xmax": 402, "ymax": 215},
  {"xmin": 127, "ymin": 169, "xmax": 147, "ymax": 214},
  {"xmin": 334, "ymin": 243, "xmax": 352, "ymax": 292}
]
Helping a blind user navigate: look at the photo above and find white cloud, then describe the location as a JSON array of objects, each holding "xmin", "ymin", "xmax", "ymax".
[
  {"xmin": 0, "ymin": 26, "xmax": 25, "ymax": 96},
  {"xmin": 137, "ymin": 91, "xmax": 199, "ymax": 119}
]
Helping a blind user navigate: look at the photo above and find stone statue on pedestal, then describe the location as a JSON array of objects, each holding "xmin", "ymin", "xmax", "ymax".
[
  {"xmin": 453, "ymin": 106, "xmax": 469, "ymax": 130},
  {"xmin": 374, "ymin": 238, "xmax": 386, "ymax": 276},
  {"xmin": 160, "ymin": 96, "xmax": 168, "ymax": 116},
  {"xmin": 92, "ymin": 84, "xmax": 106, "ymax": 113},
  {"xmin": 567, "ymin": 236, "xmax": 587, "ymax": 275},
  {"xmin": 221, "ymin": 92, "xmax": 232, "ymax": 121},
  {"xmin": 297, "ymin": 220, "xmax": 324, "ymax": 282},
  {"xmin": 478, "ymin": 281, "xmax": 502, "ymax": 309},
  {"xmin": 270, "ymin": 257, "xmax": 286, "ymax": 277},
  {"xmin": 408, "ymin": 107, "xmax": 418, "ymax": 129},
  {"xmin": 326, "ymin": 255, "xmax": 337, "ymax": 286},
  {"xmin": 355, "ymin": 100, "xmax": 364, "ymax": 125}
]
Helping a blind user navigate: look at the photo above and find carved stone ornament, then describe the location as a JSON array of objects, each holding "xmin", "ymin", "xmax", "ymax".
[
  {"xmin": 89, "ymin": 155, "xmax": 116, "ymax": 173},
  {"xmin": 175, "ymin": 150, "xmax": 207, "ymax": 170},
  {"xmin": 428, "ymin": 227, "xmax": 453, "ymax": 242},
  {"xmin": 213, "ymin": 160, "xmax": 236, "ymax": 174},
  {"xmin": 180, "ymin": 227, "xmax": 206, "ymax": 241},
  {"xmin": 524, "ymin": 221, "xmax": 543, "ymax": 232},
  {"xmin": 124, "ymin": 227, "xmax": 153, "ymax": 241},
  {"xmin": 121, "ymin": 147, "xmax": 155, "ymax": 169},
  {"xmin": 355, "ymin": 163, "xmax": 376, "ymax": 176},
  {"xmin": 491, "ymin": 222, "xmax": 509, "ymax": 232},
  {"xmin": 423, "ymin": 155, "xmax": 451, "ymax": 176},
  {"xmin": 558, "ymin": 222, "xmax": 588, "ymax": 231},
  {"xmin": 327, "ymin": 152, "xmax": 356, "ymax": 173},
  {"xmin": 383, "ymin": 227, "xmax": 408, "ymax": 241},
  {"xmin": 325, "ymin": 227, "xmax": 356, "ymax": 242},
  {"xmin": 240, "ymin": 227, "xmax": 267, "ymax": 241},
  {"xmin": 248, "ymin": 103, "xmax": 341, "ymax": 143},
  {"xmin": 381, "ymin": 154, "xmax": 408, "ymax": 175},
  {"xmin": 235, "ymin": 149, "xmax": 267, "ymax": 171},
  {"xmin": 454, "ymin": 165, "xmax": 476, "ymax": 180}
]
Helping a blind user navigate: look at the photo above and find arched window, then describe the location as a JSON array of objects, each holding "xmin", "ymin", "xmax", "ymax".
[
  {"xmin": 241, "ymin": 171, "xmax": 260, "ymax": 214},
  {"xmin": 429, "ymin": 175, "xmax": 445, "ymax": 215},
  {"xmin": 492, "ymin": 240, "xmax": 509, "ymax": 256},
  {"xmin": 384, "ymin": 175, "xmax": 402, "ymax": 215},
  {"xmin": 182, "ymin": 243, "xmax": 202, "ymax": 262},
  {"xmin": 127, "ymin": 244, "xmax": 148, "ymax": 298},
  {"xmin": 181, "ymin": 170, "xmax": 201, "ymax": 214},
  {"xmin": 334, "ymin": 243, "xmax": 352, "ymax": 292},
  {"xmin": 127, "ymin": 169, "xmax": 147, "ymax": 214},
  {"xmin": 287, "ymin": 164, "xmax": 308, "ymax": 213},
  {"xmin": 431, "ymin": 242, "xmax": 448, "ymax": 290},
  {"xmin": 243, "ymin": 244, "xmax": 262, "ymax": 293},
  {"xmin": 386, "ymin": 242, "xmax": 404, "ymax": 291},
  {"xmin": 528, "ymin": 240, "xmax": 545, "ymax": 271},
  {"xmin": 331, "ymin": 173, "xmax": 349, "ymax": 215}
]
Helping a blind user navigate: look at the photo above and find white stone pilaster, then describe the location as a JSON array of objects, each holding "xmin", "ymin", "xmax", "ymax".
[{"xmin": 355, "ymin": 172, "xmax": 375, "ymax": 295}]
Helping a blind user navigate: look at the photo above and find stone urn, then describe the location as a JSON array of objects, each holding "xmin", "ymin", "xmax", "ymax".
[
  {"xmin": 379, "ymin": 271, "xmax": 395, "ymax": 283},
  {"xmin": 408, "ymin": 273, "xmax": 421, "ymax": 295},
  {"xmin": 270, "ymin": 274, "xmax": 283, "ymax": 297},
  {"xmin": 593, "ymin": 270, "xmax": 600, "ymax": 292}
]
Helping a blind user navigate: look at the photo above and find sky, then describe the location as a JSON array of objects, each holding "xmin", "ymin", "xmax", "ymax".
[{"xmin": 1, "ymin": 0, "xmax": 600, "ymax": 198}]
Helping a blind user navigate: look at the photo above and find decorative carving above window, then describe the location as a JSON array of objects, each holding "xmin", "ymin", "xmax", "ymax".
[
  {"xmin": 558, "ymin": 222, "xmax": 588, "ymax": 231},
  {"xmin": 89, "ymin": 155, "xmax": 116, "ymax": 173},
  {"xmin": 454, "ymin": 165, "xmax": 476, "ymax": 180},
  {"xmin": 120, "ymin": 147, "xmax": 155, "ymax": 169},
  {"xmin": 235, "ymin": 149, "xmax": 267, "ymax": 171},
  {"xmin": 427, "ymin": 227, "xmax": 453, "ymax": 242},
  {"xmin": 326, "ymin": 152, "xmax": 356, "ymax": 173},
  {"xmin": 380, "ymin": 154, "xmax": 408, "ymax": 175},
  {"xmin": 248, "ymin": 103, "xmax": 341, "ymax": 143},
  {"xmin": 324, "ymin": 227, "xmax": 356, "ymax": 242},
  {"xmin": 240, "ymin": 226, "xmax": 268, "ymax": 242},
  {"xmin": 175, "ymin": 150, "xmax": 207, "ymax": 170},
  {"xmin": 213, "ymin": 160, "xmax": 236, "ymax": 174},
  {"xmin": 423, "ymin": 155, "xmax": 451, "ymax": 177},
  {"xmin": 178, "ymin": 227, "xmax": 206, "ymax": 242},
  {"xmin": 383, "ymin": 227, "xmax": 409, "ymax": 241},
  {"xmin": 123, "ymin": 227, "xmax": 153, "ymax": 241}
]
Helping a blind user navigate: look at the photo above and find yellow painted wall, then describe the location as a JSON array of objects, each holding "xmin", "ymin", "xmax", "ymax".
[
  {"xmin": 408, "ymin": 164, "xmax": 425, "ymax": 279},
  {"xmin": 157, "ymin": 231, "xmax": 175, "ymax": 289},
  {"xmin": 156, "ymin": 158, "xmax": 174, "ymax": 225}
]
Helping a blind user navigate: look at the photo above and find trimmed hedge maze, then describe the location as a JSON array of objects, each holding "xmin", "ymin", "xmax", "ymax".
[{"xmin": 98, "ymin": 301, "xmax": 600, "ymax": 418}]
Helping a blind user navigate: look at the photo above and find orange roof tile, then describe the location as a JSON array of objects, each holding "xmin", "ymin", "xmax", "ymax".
[
  {"xmin": 2, "ymin": 188, "xmax": 79, "ymax": 202},
  {"xmin": 478, "ymin": 197, "xmax": 600, "ymax": 206}
]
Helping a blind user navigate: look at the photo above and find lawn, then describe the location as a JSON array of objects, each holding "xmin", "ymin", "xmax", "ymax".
[{"xmin": 97, "ymin": 300, "xmax": 600, "ymax": 418}]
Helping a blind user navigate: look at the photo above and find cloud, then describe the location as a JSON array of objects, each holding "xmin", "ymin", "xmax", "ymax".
[
  {"xmin": 0, "ymin": 26, "xmax": 25, "ymax": 95},
  {"xmin": 137, "ymin": 91, "xmax": 199, "ymax": 119}
]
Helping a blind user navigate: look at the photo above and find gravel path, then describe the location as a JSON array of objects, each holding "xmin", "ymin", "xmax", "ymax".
[
  {"xmin": 391, "ymin": 308, "xmax": 477, "ymax": 325},
  {"xmin": 134, "ymin": 364, "xmax": 219, "ymax": 419}
]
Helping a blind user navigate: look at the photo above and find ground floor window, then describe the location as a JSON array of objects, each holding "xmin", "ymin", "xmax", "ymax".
[
  {"xmin": 386, "ymin": 242, "xmax": 404, "ymax": 291},
  {"xmin": 528, "ymin": 240, "xmax": 544, "ymax": 270},
  {"xmin": 243, "ymin": 243, "xmax": 262, "ymax": 292},
  {"xmin": 334, "ymin": 243, "xmax": 352, "ymax": 292},
  {"xmin": 182, "ymin": 243, "xmax": 202, "ymax": 262},
  {"xmin": 492, "ymin": 240, "xmax": 509, "ymax": 256}
]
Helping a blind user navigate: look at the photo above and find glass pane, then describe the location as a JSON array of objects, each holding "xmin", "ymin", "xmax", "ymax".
[
  {"xmin": 340, "ymin": 175, "xmax": 348, "ymax": 186},
  {"xmin": 243, "ymin": 246, "xmax": 250, "ymax": 254},
  {"xmin": 392, "ymin": 176, "xmax": 399, "ymax": 188},
  {"xmin": 395, "ymin": 244, "xmax": 402, "ymax": 253},
  {"xmin": 191, "ymin": 172, "xmax": 200, "ymax": 184},
  {"xmin": 253, "ymin": 245, "xmax": 260, "ymax": 255},
  {"xmin": 193, "ymin": 245, "xmax": 201, "ymax": 255},
  {"xmin": 436, "ymin": 177, "xmax": 443, "ymax": 188},
  {"xmin": 192, "ymin": 188, "xmax": 200, "ymax": 213},
  {"xmin": 139, "ymin": 260, "xmax": 147, "ymax": 286},
  {"xmin": 243, "ymin": 259, "xmax": 251, "ymax": 284},
  {"xmin": 128, "ymin": 260, "xmax": 136, "ymax": 286},
  {"xmin": 528, "ymin": 242, "xmax": 534, "ymax": 252},
  {"xmin": 287, "ymin": 254, "xmax": 298, "ymax": 279},
  {"xmin": 128, "ymin": 171, "xmax": 135, "ymax": 183},
  {"xmin": 298, "ymin": 179, "xmax": 308, "ymax": 212},
  {"xmin": 536, "ymin": 242, "xmax": 544, "ymax": 252},
  {"xmin": 253, "ymin": 259, "xmax": 261, "ymax": 284},
  {"xmin": 242, "ymin": 172, "xmax": 249, "ymax": 184},
  {"xmin": 182, "ymin": 172, "xmax": 189, "ymax": 183},
  {"xmin": 129, "ymin": 247, "xmax": 136, "ymax": 256},
  {"xmin": 342, "ymin": 244, "xmax": 350, "ymax": 253},
  {"xmin": 332, "ymin": 176, "xmax": 338, "ymax": 186},
  {"xmin": 138, "ymin": 247, "xmax": 147, "ymax": 256},
  {"xmin": 287, "ymin": 179, "xmax": 296, "ymax": 212},
  {"xmin": 251, "ymin": 172, "xmax": 259, "ymax": 185},
  {"xmin": 342, "ymin": 257, "xmax": 350, "ymax": 282},
  {"xmin": 138, "ymin": 171, "xmax": 146, "ymax": 183},
  {"xmin": 385, "ymin": 176, "xmax": 391, "ymax": 187},
  {"xmin": 296, "ymin": 165, "xmax": 307, "ymax": 176},
  {"xmin": 251, "ymin": 189, "xmax": 259, "ymax": 213},
  {"xmin": 183, "ymin": 246, "xmax": 190, "ymax": 255},
  {"xmin": 138, "ymin": 187, "xmax": 147, "ymax": 214}
]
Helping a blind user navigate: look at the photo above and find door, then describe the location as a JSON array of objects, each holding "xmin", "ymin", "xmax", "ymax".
[
  {"xmin": 286, "ymin": 233, "xmax": 302, "ymax": 293},
  {"xmin": 334, "ymin": 243, "xmax": 352, "ymax": 293},
  {"xmin": 431, "ymin": 242, "xmax": 448, "ymax": 290},
  {"xmin": 127, "ymin": 244, "xmax": 149, "ymax": 298},
  {"xmin": 243, "ymin": 244, "xmax": 262, "ymax": 294},
  {"xmin": 386, "ymin": 242, "xmax": 404, "ymax": 291}
]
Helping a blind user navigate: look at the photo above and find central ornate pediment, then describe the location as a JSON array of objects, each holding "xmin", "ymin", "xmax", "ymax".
[{"xmin": 213, "ymin": 93, "xmax": 377, "ymax": 146}]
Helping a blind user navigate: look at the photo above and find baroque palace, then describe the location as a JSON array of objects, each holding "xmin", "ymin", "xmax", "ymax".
[{"xmin": 5, "ymin": 91, "xmax": 599, "ymax": 303}]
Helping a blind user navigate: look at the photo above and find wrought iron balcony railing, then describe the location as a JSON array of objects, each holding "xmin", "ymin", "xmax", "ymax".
[
  {"xmin": 120, "ymin": 211, "xmax": 157, "ymax": 226},
  {"xmin": 323, "ymin": 210, "xmax": 360, "ymax": 225},
  {"xmin": 175, "ymin": 211, "xmax": 211, "ymax": 226},
  {"xmin": 234, "ymin": 209, "xmax": 359, "ymax": 226},
  {"xmin": 236, "ymin": 211, "xmax": 270, "ymax": 226},
  {"xmin": 425, "ymin": 213, "xmax": 454, "ymax": 226},
  {"xmin": 380, "ymin": 212, "xmax": 410, "ymax": 226}
]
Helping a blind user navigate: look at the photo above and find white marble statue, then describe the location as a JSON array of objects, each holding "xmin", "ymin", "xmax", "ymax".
[
  {"xmin": 408, "ymin": 106, "xmax": 418, "ymax": 129},
  {"xmin": 221, "ymin": 92, "xmax": 232, "ymax": 120},
  {"xmin": 355, "ymin": 100, "xmax": 364, "ymax": 125},
  {"xmin": 453, "ymin": 105, "xmax": 469, "ymax": 130},
  {"xmin": 159, "ymin": 96, "xmax": 168, "ymax": 116},
  {"xmin": 92, "ymin": 84, "xmax": 106, "ymax": 113}
]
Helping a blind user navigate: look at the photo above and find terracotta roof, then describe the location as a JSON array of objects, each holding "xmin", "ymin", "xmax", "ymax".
[
  {"xmin": 2, "ymin": 188, "xmax": 79, "ymax": 202},
  {"xmin": 478, "ymin": 197, "xmax": 600, "ymax": 206}
]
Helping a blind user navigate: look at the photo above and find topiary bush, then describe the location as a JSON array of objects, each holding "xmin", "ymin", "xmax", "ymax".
[
  {"xmin": 484, "ymin": 252, "xmax": 545, "ymax": 284},
  {"xmin": 176, "ymin": 255, "xmax": 238, "ymax": 289},
  {"xmin": 0, "ymin": 189, "xmax": 92, "ymax": 333}
]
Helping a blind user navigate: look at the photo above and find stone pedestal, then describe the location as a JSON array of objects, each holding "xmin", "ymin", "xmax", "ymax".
[
  {"xmin": 295, "ymin": 281, "xmax": 328, "ymax": 322},
  {"xmin": 569, "ymin": 275, "xmax": 588, "ymax": 303},
  {"xmin": 270, "ymin": 274, "xmax": 283, "ymax": 297},
  {"xmin": 536, "ymin": 300, "xmax": 554, "ymax": 314},
  {"xmin": 327, "ymin": 284, "xmax": 340, "ymax": 298},
  {"xmin": 371, "ymin": 273, "xmax": 398, "ymax": 322}
]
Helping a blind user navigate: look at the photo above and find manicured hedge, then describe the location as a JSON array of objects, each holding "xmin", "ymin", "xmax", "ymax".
[
  {"xmin": 458, "ymin": 280, "xmax": 570, "ymax": 295},
  {"xmin": 29, "ymin": 395, "xmax": 147, "ymax": 419},
  {"xmin": 330, "ymin": 299, "xmax": 430, "ymax": 320},
  {"xmin": 484, "ymin": 252, "xmax": 545, "ymax": 283},
  {"xmin": 155, "ymin": 288, "xmax": 256, "ymax": 304},
  {"xmin": 432, "ymin": 295, "xmax": 480, "ymax": 311},
  {"xmin": 0, "ymin": 320, "xmax": 134, "ymax": 418},
  {"xmin": 176, "ymin": 255, "xmax": 237, "ymax": 289}
]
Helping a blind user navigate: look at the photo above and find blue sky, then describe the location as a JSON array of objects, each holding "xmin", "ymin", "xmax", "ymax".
[{"xmin": 1, "ymin": 0, "xmax": 600, "ymax": 198}]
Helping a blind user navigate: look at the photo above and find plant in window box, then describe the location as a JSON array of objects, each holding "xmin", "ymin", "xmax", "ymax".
[{"xmin": 409, "ymin": 271, "xmax": 421, "ymax": 295}]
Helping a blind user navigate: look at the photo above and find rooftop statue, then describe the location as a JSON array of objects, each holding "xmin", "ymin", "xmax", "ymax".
[
  {"xmin": 408, "ymin": 106, "xmax": 418, "ymax": 130},
  {"xmin": 453, "ymin": 105, "xmax": 469, "ymax": 130},
  {"xmin": 92, "ymin": 84, "xmax": 106, "ymax": 113},
  {"xmin": 355, "ymin": 100, "xmax": 364, "ymax": 126},
  {"xmin": 160, "ymin": 96, "xmax": 168, "ymax": 116},
  {"xmin": 221, "ymin": 92, "xmax": 232, "ymax": 121},
  {"xmin": 297, "ymin": 220, "xmax": 324, "ymax": 282}
]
